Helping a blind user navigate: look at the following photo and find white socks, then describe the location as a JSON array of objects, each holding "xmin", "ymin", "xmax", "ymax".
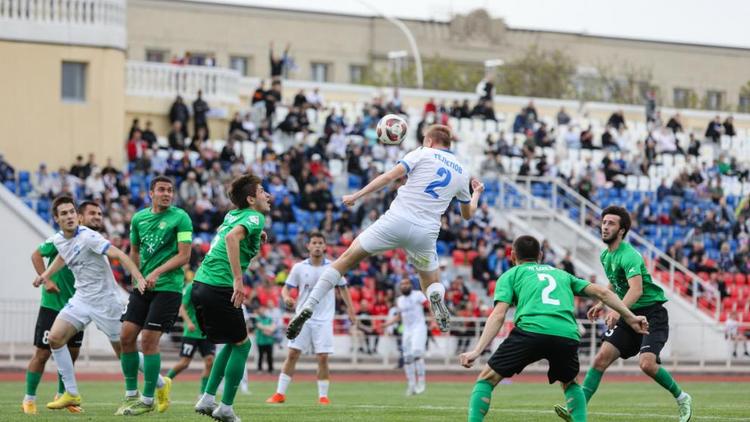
[
  {"xmin": 415, "ymin": 358, "xmax": 426, "ymax": 386},
  {"xmin": 404, "ymin": 362, "xmax": 416, "ymax": 387},
  {"xmin": 138, "ymin": 352, "xmax": 165, "ymax": 388},
  {"xmin": 425, "ymin": 282, "xmax": 446, "ymax": 300},
  {"xmin": 51, "ymin": 345, "xmax": 78, "ymax": 395},
  {"xmin": 677, "ymin": 392, "xmax": 689, "ymax": 402},
  {"xmin": 24, "ymin": 394, "xmax": 35, "ymax": 401},
  {"xmin": 317, "ymin": 380, "xmax": 329, "ymax": 398},
  {"xmin": 142, "ymin": 396, "xmax": 154, "ymax": 405},
  {"xmin": 303, "ymin": 267, "xmax": 340, "ymax": 309},
  {"xmin": 277, "ymin": 373, "xmax": 292, "ymax": 395}
]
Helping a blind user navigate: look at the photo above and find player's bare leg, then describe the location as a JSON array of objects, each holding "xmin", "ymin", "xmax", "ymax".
[
  {"xmin": 287, "ymin": 240, "xmax": 369, "ymax": 339},
  {"xmin": 267, "ymin": 348, "xmax": 302, "ymax": 403},
  {"xmin": 639, "ymin": 352, "xmax": 692, "ymax": 422},
  {"xmin": 417, "ymin": 269, "xmax": 451, "ymax": 332},
  {"xmin": 46, "ymin": 319, "xmax": 82, "ymax": 409}
]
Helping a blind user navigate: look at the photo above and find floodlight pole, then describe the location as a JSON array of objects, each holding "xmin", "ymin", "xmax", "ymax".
[{"xmin": 357, "ymin": 0, "xmax": 424, "ymax": 89}]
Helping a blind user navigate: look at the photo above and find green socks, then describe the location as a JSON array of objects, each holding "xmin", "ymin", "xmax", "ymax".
[
  {"xmin": 142, "ymin": 353, "xmax": 161, "ymax": 399},
  {"xmin": 167, "ymin": 369, "xmax": 177, "ymax": 379},
  {"xmin": 468, "ymin": 380, "xmax": 495, "ymax": 422},
  {"xmin": 25, "ymin": 371, "xmax": 42, "ymax": 397},
  {"xmin": 564, "ymin": 382, "xmax": 587, "ymax": 422},
  {"xmin": 57, "ymin": 373, "xmax": 65, "ymax": 395},
  {"xmin": 121, "ymin": 352, "xmax": 140, "ymax": 393},
  {"xmin": 582, "ymin": 368, "xmax": 603, "ymax": 402},
  {"xmin": 653, "ymin": 367, "xmax": 682, "ymax": 398},
  {"xmin": 221, "ymin": 340, "xmax": 252, "ymax": 406},
  {"xmin": 205, "ymin": 345, "xmax": 232, "ymax": 396},
  {"xmin": 200, "ymin": 376, "xmax": 209, "ymax": 394}
]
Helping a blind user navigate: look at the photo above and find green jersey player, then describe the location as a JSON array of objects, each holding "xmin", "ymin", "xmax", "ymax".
[{"xmin": 459, "ymin": 235, "xmax": 648, "ymax": 422}]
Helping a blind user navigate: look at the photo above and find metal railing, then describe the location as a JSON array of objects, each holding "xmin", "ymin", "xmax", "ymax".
[
  {"xmin": 494, "ymin": 175, "xmax": 722, "ymax": 320},
  {"xmin": 126, "ymin": 61, "xmax": 241, "ymax": 104}
]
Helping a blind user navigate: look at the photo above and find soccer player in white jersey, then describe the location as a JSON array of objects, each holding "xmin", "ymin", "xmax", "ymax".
[
  {"xmin": 267, "ymin": 232, "xmax": 357, "ymax": 405},
  {"xmin": 287, "ymin": 124, "xmax": 484, "ymax": 339},
  {"xmin": 34, "ymin": 196, "xmax": 147, "ymax": 410},
  {"xmin": 384, "ymin": 278, "xmax": 429, "ymax": 396}
]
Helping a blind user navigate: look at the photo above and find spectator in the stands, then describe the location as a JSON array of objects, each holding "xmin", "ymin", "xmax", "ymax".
[
  {"xmin": 292, "ymin": 89, "xmax": 307, "ymax": 108},
  {"xmin": 167, "ymin": 121, "xmax": 187, "ymax": 150},
  {"xmin": 70, "ymin": 154, "xmax": 90, "ymax": 180},
  {"xmin": 265, "ymin": 80, "xmax": 282, "ymax": 120},
  {"xmin": 666, "ymin": 113, "xmax": 683, "ymax": 134},
  {"xmin": 523, "ymin": 100, "xmax": 537, "ymax": 126},
  {"xmin": 556, "ymin": 106, "xmax": 571, "ymax": 125},
  {"xmin": 560, "ymin": 250, "xmax": 576, "ymax": 276},
  {"xmin": 192, "ymin": 90, "xmax": 210, "ymax": 138},
  {"xmin": 606, "ymin": 109, "xmax": 626, "ymax": 130},
  {"xmin": 126, "ymin": 129, "xmax": 147, "ymax": 163},
  {"xmin": 580, "ymin": 125, "xmax": 597, "ymax": 149},
  {"xmin": 252, "ymin": 80, "xmax": 267, "ymax": 105},
  {"xmin": 306, "ymin": 88, "xmax": 324, "ymax": 109},
  {"xmin": 670, "ymin": 198, "xmax": 688, "ymax": 226},
  {"xmin": 705, "ymin": 115, "xmax": 723, "ymax": 143},
  {"xmin": 477, "ymin": 76, "xmax": 495, "ymax": 102},
  {"xmin": 169, "ymin": 95, "xmax": 189, "ymax": 137},
  {"xmin": 636, "ymin": 196, "xmax": 657, "ymax": 225},
  {"xmin": 141, "ymin": 120, "xmax": 158, "ymax": 148},
  {"xmin": 269, "ymin": 42, "xmax": 290, "ymax": 80},
  {"xmin": 724, "ymin": 116, "xmax": 736, "ymax": 137},
  {"xmin": 687, "ymin": 133, "xmax": 701, "ymax": 157}
]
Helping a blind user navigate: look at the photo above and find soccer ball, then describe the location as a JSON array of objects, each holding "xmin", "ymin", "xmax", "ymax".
[{"xmin": 376, "ymin": 114, "xmax": 408, "ymax": 145}]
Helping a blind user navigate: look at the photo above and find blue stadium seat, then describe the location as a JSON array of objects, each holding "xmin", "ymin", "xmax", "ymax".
[
  {"xmin": 436, "ymin": 240, "xmax": 450, "ymax": 256},
  {"xmin": 286, "ymin": 223, "xmax": 300, "ymax": 238},
  {"xmin": 272, "ymin": 222, "xmax": 286, "ymax": 238},
  {"xmin": 348, "ymin": 174, "xmax": 362, "ymax": 190},
  {"xmin": 4, "ymin": 180, "xmax": 16, "ymax": 193},
  {"xmin": 18, "ymin": 171, "xmax": 30, "ymax": 183},
  {"xmin": 37, "ymin": 199, "xmax": 50, "ymax": 213}
]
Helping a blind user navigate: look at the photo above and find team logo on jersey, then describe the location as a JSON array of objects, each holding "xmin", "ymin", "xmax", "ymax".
[
  {"xmin": 248, "ymin": 215, "xmax": 260, "ymax": 225},
  {"xmin": 159, "ymin": 221, "xmax": 167, "ymax": 230}
]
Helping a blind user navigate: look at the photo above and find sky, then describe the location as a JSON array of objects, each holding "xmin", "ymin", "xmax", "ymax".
[{"xmin": 190, "ymin": 0, "xmax": 750, "ymax": 49}]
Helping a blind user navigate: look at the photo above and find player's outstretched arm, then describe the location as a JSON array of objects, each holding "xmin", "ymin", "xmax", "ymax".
[
  {"xmin": 459, "ymin": 178, "xmax": 485, "ymax": 220},
  {"xmin": 342, "ymin": 164, "xmax": 407, "ymax": 207},
  {"xmin": 459, "ymin": 301, "xmax": 509, "ymax": 368},
  {"xmin": 33, "ymin": 254, "xmax": 64, "ymax": 292},
  {"xmin": 382, "ymin": 313, "xmax": 401, "ymax": 328},
  {"xmin": 225, "ymin": 225, "xmax": 248, "ymax": 308},
  {"xmin": 337, "ymin": 286, "xmax": 358, "ymax": 325},
  {"xmin": 583, "ymin": 284, "xmax": 649, "ymax": 334},
  {"xmin": 107, "ymin": 246, "xmax": 148, "ymax": 294},
  {"xmin": 31, "ymin": 250, "xmax": 59, "ymax": 293},
  {"xmin": 179, "ymin": 304, "xmax": 195, "ymax": 332}
]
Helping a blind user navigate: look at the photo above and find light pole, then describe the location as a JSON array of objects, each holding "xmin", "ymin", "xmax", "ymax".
[{"xmin": 388, "ymin": 50, "xmax": 408, "ymax": 87}]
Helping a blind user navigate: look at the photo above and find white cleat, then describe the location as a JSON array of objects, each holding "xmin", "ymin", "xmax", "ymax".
[
  {"xmin": 211, "ymin": 405, "xmax": 241, "ymax": 422},
  {"xmin": 194, "ymin": 395, "xmax": 217, "ymax": 417},
  {"xmin": 429, "ymin": 291, "xmax": 451, "ymax": 332},
  {"xmin": 405, "ymin": 384, "xmax": 416, "ymax": 396},
  {"xmin": 414, "ymin": 383, "xmax": 426, "ymax": 395}
]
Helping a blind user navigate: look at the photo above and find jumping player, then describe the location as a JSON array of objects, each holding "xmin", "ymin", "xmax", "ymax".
[
  {"xmin": 266, "ymin": 232, "xmax": 356, "ymax": 405},
  {"xmin": 459, "ymin": 235, "xmax": 648, "ymax": 422},
  {"xmin": 287, "ymin": 124, "xmax": 484, "ymax": 340}
]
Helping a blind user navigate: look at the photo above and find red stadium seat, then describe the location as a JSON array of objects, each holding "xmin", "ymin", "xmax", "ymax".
[
  {"xmin": 364, "ymin": 277, "xmax": 375, "ymax": 290},
  {"xmin": 466, "ymin": 250, "xmax": 479, "ymax": 264},
  {"xmin": 488, "ymin": 281, "xmax": 496, "ymax": 296},
  {"xmin": 452, "ymin": 250, "xmax": 466, "ymax": 266},
  {"xmin": 697, "ymin": 272, "xmax": 709, "ymax": 282},
  {"xmin": 349, "ymin": 287, "xmax": 361, "ymax": 302},
  {"xmin": 469, "ymin": 292, "xmax": 478, "ymax": 304},
  {"xmin": 279, "ymin": 244, "xmax": 292, "ymax": 257},
  {"xmin": 720, "ymin": 311, "xmax": 728, "ymax": 322},
  {"xmin": 723, "ymin": 273, "xmax": 734, "ymax": 285},
  {"xmin": 261, "ymin": 243, "xmax": 271, "ymax": 258},
  {"xmin": 736, "ymin": 273, "xmax": 747, "ymax": 285}
]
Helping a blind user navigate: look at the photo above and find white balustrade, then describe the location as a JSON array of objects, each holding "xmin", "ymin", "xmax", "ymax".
[
  {"xmin": 0, "ymin": 0, "xmax": 126, "ymax": 49},
  {"xmin": 126, "ymin": 61, "xmax": 241, "ymax": 104}
]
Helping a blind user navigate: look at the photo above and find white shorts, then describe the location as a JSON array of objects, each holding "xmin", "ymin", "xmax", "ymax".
[
  {"xmin": 402, "ymin": 324, "xmax": 427, "ymax": 358},
  {"xmin": 357, "ymin": 213, "xmax": 439, "ymax": 272},
  {"xmin": 288, "ymin": 319, "xmax": 334, "ymax": 355},
  {"xmin": 58, "ymin": 295, "xmax": 123, "ymax": 342}
]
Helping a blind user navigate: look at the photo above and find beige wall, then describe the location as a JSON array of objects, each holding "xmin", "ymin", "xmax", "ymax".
[
  {"xmin": 0, "ymin": 41, "xmax": 125, "ymax": 171},
  {"xmin": 127, "ymin": 1, "xmax": 750, "ymax": 109}
]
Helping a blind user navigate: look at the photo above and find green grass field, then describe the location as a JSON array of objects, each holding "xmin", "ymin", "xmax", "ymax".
[{"xmin": 2, "ymin": 380, "xmax": 748, "ymax": 421}]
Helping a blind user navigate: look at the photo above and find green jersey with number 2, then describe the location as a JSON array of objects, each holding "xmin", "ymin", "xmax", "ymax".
[{"xmin": 494, "ymin": 262, "xmax": 591, "ymax": 341}]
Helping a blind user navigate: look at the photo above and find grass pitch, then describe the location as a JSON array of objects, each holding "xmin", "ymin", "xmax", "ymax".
[{"xmin": 1, "ymin": 379, "xmax": 748, "ymax": 421}]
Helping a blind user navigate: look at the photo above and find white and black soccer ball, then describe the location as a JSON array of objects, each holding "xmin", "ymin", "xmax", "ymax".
[{"xmin": 376, "ymin": 114, "xmax": 408, "ymax": 145}]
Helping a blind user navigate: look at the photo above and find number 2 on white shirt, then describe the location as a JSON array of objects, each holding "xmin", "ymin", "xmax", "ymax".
[
  {"xmin": 424, "ymin": 167, "xmax": 452, "ymax": 199},
  {"xmin": 538, "ymin": 274, "xmax": 561, "ymax": 306}
]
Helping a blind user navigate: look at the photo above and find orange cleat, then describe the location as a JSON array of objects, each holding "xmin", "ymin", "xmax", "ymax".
[
  {"xmin": 265, "ymin": 393, "xmax": 286, "ymax": 404},
  {"xmin": 318, "ymin": 396, "xmax": 330, "ymax": 405}
]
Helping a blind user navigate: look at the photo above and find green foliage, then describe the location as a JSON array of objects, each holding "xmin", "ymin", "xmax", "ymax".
[{"xmin": 497, "ymin": 45, "xmax": 576, "ymax": 99}]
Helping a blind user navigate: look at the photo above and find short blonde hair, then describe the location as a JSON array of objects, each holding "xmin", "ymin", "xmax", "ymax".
[{"xmin": 425, "ymin": 125, "xmax": 452, "ymax": 148}]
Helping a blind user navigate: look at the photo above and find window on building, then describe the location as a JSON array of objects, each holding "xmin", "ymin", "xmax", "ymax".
[
  {"xmin": 61, "ymin": 62, "xmax": 87, "ymax": 102},
  {"xmin": 311, "ymin": 62, "xmax": 331, "ymax": 82},
  {"xmin": 739, "ymin": 94, "xmax": 750, "ymax": 113},
  {"xmin": 349, "ymin": 65, "xmax": 366, "ymax": 84},
  {"xmin": 673, "ymin": 88, "xmax": 692, "ymax": 108},
  {"xmin": 145, "ymin": 49, "xmax": 168, "ymax": 63},
  {"xmin": 230, "ymin": 56, "xmax": 251, "ymax": 76},
  {"xmin": 705, "ymin": 90, "xmax": 724, "ymax": 110}
]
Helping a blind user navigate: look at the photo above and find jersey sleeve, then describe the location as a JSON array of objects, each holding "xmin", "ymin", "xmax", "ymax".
[
  {"xmin": 336, "ymin": 275, "xmax": 347, "ymax": 287},
  {"xmin": 397, "ymin": 148, "xmax": 423, "ymax": 174},
  {"xmin": 129, "ymin": 213, "xmax": 140, "ymax": 246},
  {"xmin": 620, "ymin": 248, "xmax": 644, "ymax": 280},
  {"xmin": 568, "ymin": 274, "xmax": 591, "ymax": 296},
  {"xmin": 181, "ymin": 283, "xmax": 193, "ymax": 306},
  {"xmin": 455, "ymin": 174, "xmax": 472, "ymax": 204},
  {"xmin": 177, "ymin": 210, "xmax": 194, "ymax": 243},
  {"xmin": 38, "ymin": 237, "xmax": 58, "ymax": 257},
  {"xmin": 285, "ymin": 264, "xmax": 299, "ymax": 288},
  {"xmin": 239, "ymin": 213, "xmax": 265, "ymax": 237},
  {"xmin": 493, "ymin": 271, "xmax": 515, "ymax": 304},
  {"xmin": 415, "ymin": 291, "xmax": 428, "ymax": 305},
  {"xmin": 83, "ymin": 229, "xmax": 111, "ymax": 255}
]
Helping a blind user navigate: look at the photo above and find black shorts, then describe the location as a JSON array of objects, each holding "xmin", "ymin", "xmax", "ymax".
[
  {"xmin": 602, "ymin": 303, "xmax": 669, "ymax": 362},
  {"xmin": 121, "ymin": 290, "xmax": 181, "ymax": 332},
  {"xmin": 488, "ymin": 328, "xmax": 580, "ymax": 384},
  {"xmin": 191, "ymin": 281, "xmax": 247, "ymax": 344},
  {"xmin": 34, "ymin": 307, "xmax": 84, "ymax": 350},
  {"xmin": 179, "ymin": 337, "xmax": 216, "ymax": 358}
]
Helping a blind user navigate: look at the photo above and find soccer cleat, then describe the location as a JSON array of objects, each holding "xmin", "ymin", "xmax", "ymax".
[
  {"xmin": 428, "ymin": 291, "xmax": 451, "ymax": 332},
  {"xmin": 286, "ymin": 308, "xmax": 313, "ymax": 339},
  {"xmin": 114, "ymin": 394, "xmax": 140, "ymax": 415},
  {"xmin": 156, "ymin": 376, "xmax": 172, "ymax": 413},
  {"xmin": 265, "ymin": 393, "xmax": 286, "ymax": 404},
  {"xmin": 46, "ymin": 391, "xmax": 81, "ymax": 410},
  {"xmin": 405, "ymin": 384, "xmax": 416, "ymax": 396},
  {"xmin": 211, "ymin": 405, "xmax": 241, "ymax": 422},
  {"xmin": 194, "ymin": 395, "xmax": 218, "ymax": 416},
  {"xmin": 678, "ymin": 393, "xmax": 693, "ymax": 422},
  {"xmin": 414, "ymin": 383, "xmax": 426, "ymax": 395},
  {"xmin": 122, "ymin": 400, "xmax": 155, "ymax": 416},
  {"xmin": 318, "ymin": 396, "xmax": 330, "ymax": 405},
  {"xmin": 22, "ymin": 399, "xmax": 38, "ymax": 415},
  {"xmin": 553, "ymin": 404, "xmax": 573, "ymax": 422}
]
